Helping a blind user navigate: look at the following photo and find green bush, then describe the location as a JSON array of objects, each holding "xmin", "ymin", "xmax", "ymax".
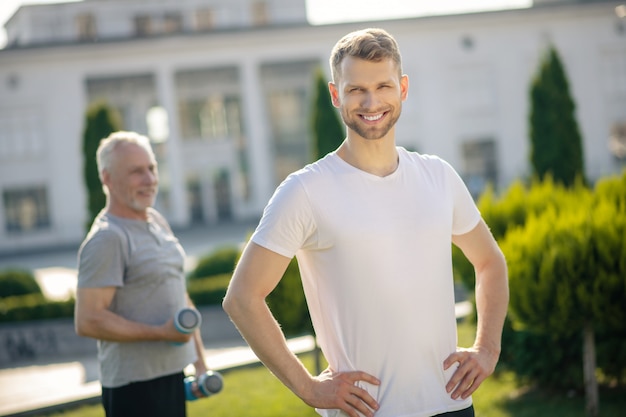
[
  {"xmin": 499, "ymin": 318, "xmax": 583, "ymax": 389},
  {"xmin": 0, "ymin": 273, "xmax": 232, "ymax": 323},
  {"xmin": 188, "ymin": 274, "xmax": 231, "ymax": 306},
  {"xmin": 500, "ymin": 174, "xmax": 626, "ymax": 393},
  {"xmin": 266, "ymin": 257, "xmax": 312, "ymax": 337},
  {"xmin": 188, "ymin": 245, "xmax": 239, "ymax": 280},
  {"xmin": 0, "ymin": 293, "xmax": 74, "ymax": 323},
  {"xmin": 0, "ymin": 269, "xmax": 42, "ymax": 298},
  {"xmin": 454, "ymin": 176, "xmax": 592, "ymax": 291},
  {"xmin": 455, "ymin": 171, "xmax": 626, "ymax": 392}
]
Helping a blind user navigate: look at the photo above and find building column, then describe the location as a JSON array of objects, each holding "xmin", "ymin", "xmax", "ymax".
[
  {"xmin": 240, "ymin": 58, "xmax": 274, "ymax": 213},
  {"xmin": 154, "ymin": 65, "xmax": 188, "ymax": 227}
]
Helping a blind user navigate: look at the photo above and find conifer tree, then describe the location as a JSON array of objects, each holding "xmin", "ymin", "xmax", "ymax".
[
  {"xmin": 529, "ymin": 46, "xmax": 585, "ymax": 186},
  {"xmin": 311, "ymin": 68, "xmax": 344, "ymax": 161},
  {"xmin": 82, "ymin": 101, "xmax": 121, "ymax": 232}
]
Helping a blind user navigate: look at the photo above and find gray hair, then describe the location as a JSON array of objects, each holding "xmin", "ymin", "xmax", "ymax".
[{"xmin": 96, "ymin": 131, "xmax": 155, "ymax": 183}]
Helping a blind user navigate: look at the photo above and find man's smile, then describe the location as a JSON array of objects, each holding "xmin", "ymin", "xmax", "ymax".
[{"xmin": 360, "ymin": 111, "xmax": 387, "ymax": 122}]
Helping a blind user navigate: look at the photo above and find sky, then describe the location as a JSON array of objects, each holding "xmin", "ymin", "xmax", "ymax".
[{"xmin": 0, "ymin": 0, "xmax": 533, "ymax": 48}]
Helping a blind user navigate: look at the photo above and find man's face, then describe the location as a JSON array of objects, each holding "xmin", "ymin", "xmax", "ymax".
[
  {"xmin": 330, "ymin": 56, "xmax": 408, "ymax": 141},
  {"xmin": 103, "ymin": 142, "xmax": 158, "ymax": 217}
]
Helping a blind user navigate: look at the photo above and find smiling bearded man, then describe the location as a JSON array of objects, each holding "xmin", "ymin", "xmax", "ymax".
[{"xmin": 223, "ymin": 28, "xmax": 509, "ymax": 417}]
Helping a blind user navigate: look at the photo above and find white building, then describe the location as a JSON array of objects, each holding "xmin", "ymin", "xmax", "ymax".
[{"xmin": 0, "ymin": 0, "xmax": 624, "ymax": 254}]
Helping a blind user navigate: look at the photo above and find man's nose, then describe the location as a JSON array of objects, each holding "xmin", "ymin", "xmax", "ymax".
[
  {"xmin": 362, "ymin": 91, "xmax": 381, "ymax": 109},
  {"xmin": 144, "ymin": 170, "xmax": 158, "ymax": 184}
]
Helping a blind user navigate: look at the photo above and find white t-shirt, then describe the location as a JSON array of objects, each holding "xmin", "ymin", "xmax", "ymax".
[{"xmin": 251, "ymin": 147, "xmax": 481, "ymax": 417}]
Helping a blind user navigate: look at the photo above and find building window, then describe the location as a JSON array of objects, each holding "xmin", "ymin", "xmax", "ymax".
[
  {"xmin": 252, "ymin": 1, "xmax": 269, "ymax": 26},
  {"xmin": 461, "ymin": 139, "xmax": 498, "ymax": 198},
  {"xmin": 3, "ymin": 186, "xmax": 51, "ymax": 233},
  {"xmin": 134, "ymin": 15, "xmax": 152, "ymax": 37},
  {"xmin": 163, "ymin": 12, "xmax": 183, "ymax": 34},
  {"xmin": 178, "ymin": 94, "xmax": 242, "ymax": 141},
  {"xmin": 194, "ymin": 8, "xmax": 214, "ymax": 31},
  {"xmin": 76, "ymin": 13, "xmax": 97, "ymax": 41},
  {"xmin": 186, "ymin": 175, "xmax": 204, "ymax": 223},
  {"xmin": 175, "ymin": 66, "xmax": 250, "ymax": 202},
  {"xmin": 0, "ymin": 110, "xmax": 45, "ymax": 160},
  {"xmin": 609, "ymin": 122, "xmax": 626, "ymax": 160},
  {"xmin": 176, "ymin": 67, "xmax": 243, "ymax": 141}
]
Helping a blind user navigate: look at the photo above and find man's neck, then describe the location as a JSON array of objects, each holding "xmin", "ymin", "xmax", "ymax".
[
  {"xmin": 337, "ymin": 136, "xmax": 399, "ymax": 177},
  {"xmin": 106, "ymin": 204, "xmax": 150, "ymax": 221}
]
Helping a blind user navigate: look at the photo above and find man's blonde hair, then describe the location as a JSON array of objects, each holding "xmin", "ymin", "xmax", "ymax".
[{"xmin": 329, "ymin": 28, "xmax": 403, "ymax": 82}]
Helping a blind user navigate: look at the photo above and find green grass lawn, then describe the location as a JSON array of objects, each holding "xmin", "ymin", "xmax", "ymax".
[{"xmin": 36, "ymin": 320, "xmax": 626, "ymax": 417}]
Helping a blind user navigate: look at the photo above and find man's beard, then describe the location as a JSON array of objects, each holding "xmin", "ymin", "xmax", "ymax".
[
  {"xmin": 340, "ymin": 105, "xmax": 401, "ymax": 140},
  {"xmin": 130, "ymin": 189, "xmax": 157, "ymax": 212}
]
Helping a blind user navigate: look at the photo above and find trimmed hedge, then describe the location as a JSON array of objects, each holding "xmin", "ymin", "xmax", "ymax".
[
  {"xmin": 266, "ymin": 257, "xmax": 312, "ymax": 337},
  {"xmin": 0, "ymin": 243, "xmax": 241, "ymax": 323},
  {"xmin": 188, "ymin": 245, "xmax": 239, "ymax": 280},
  {"xmin": 188, "ymin": 273, "xmax": 231, "ymax": 306},
  {"xmin": 0, "ymin": 293, "xmax": 74, "ymax": 323},
  {"xmin": 0, "ymin": 269, "xmax": 42, "ymax": 298},
  {"xmin": 464, "ymin": 169, "xmax": 626, "ymax": 391},
  {"xmin": 0, "ymin": 275, "xmax": 231, "ymax": 323}
]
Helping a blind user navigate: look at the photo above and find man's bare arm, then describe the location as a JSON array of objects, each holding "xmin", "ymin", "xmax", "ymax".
[
  {"xmin": 444, "ymin": 219, "xmax": 509, "ymax": 399},
  {"xmin": 223, "ymin": 242, "xmax": 380, "ymax": 417},
  {"xmin": 75, "ymin": 286, "xmax": 191, "ymax": 344}
]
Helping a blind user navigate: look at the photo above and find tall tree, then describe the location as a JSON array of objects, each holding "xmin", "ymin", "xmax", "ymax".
[
  {"xmin": 529, "ymin": 45, "xmax": 585, "ymax": 186},
  {"xmin": 82, "ymin": 100, "xmax": 121, "ymax": 233},
  {"xmin": 311, "ymin": 67, "xmax": 344, "ymax": 161}
]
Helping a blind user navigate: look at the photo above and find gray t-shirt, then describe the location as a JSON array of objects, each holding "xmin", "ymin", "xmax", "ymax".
[{"xmin": 77, "ymin": 208, "xmax": 196, "ymax": 387}]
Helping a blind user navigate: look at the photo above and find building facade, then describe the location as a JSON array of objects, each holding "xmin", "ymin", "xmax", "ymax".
[{"xmin": 0, "ymin": 0, "xmax": 624, "ymax": 254}]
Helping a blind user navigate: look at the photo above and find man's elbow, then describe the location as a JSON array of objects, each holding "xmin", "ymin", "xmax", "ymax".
[
  {"xmin": 222, "ymin": 288, "xmax": 243, "ymax": 320},
  {"xmin": 75, "ymin": 314, "xmax": 98, "ymax": 339},
  {"xmin": 222, "ymin": 290, "xmax": 239, "ymax": 319},
  {"xmin": 222, "ymin": 287, "xmax": 254, "ymax": 323},
  {"xmin": 75, "ymin": 318, "xmax": 90, "ymax": 337}
]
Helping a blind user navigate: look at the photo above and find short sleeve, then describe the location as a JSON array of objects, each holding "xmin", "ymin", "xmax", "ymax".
[
  {"xmin": 442, "ymin": 160, "xmax": 481, "ymax": 236},
  {"xmin": 77, "ymin": 229, "xmax": 126, "ymax": 288},
  {"xmin": 251, "ymin": 173, "xmax": 316, "ymax": 258}
]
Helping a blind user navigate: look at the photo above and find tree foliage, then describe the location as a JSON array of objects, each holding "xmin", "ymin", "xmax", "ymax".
[
  {"xmin": 500, "ymin": 171, "xmax": 626, "ymax": 415},
  {"xmin": 82, "ymin": 100, "xmax": 122, "ymax": 232},
  {"xmin": 453, "ymin": 175, "xmax": 589, "ymax": 291},
  {"xmin": 311, "ymin": 67, "xmax": 344, "ymax": 161},
  {"xmin": 455, "ymin": 170, "xmax": 626, "ymax": 405},
  {"xmin": 529, "ymin": 45, "xmax": 585, "ymax": 186}
]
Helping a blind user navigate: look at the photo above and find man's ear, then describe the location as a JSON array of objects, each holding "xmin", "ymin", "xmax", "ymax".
[
  {"xmin": 101, "ymin": 170, "xmax": 111, "ymax": 188},
  {"xmin": 400, "ymin": 74, "xmax": 409, "ymax": 101},
  {"xmin": 328, "ymin": 82, "xmax": 340, "ymax": 108}
]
